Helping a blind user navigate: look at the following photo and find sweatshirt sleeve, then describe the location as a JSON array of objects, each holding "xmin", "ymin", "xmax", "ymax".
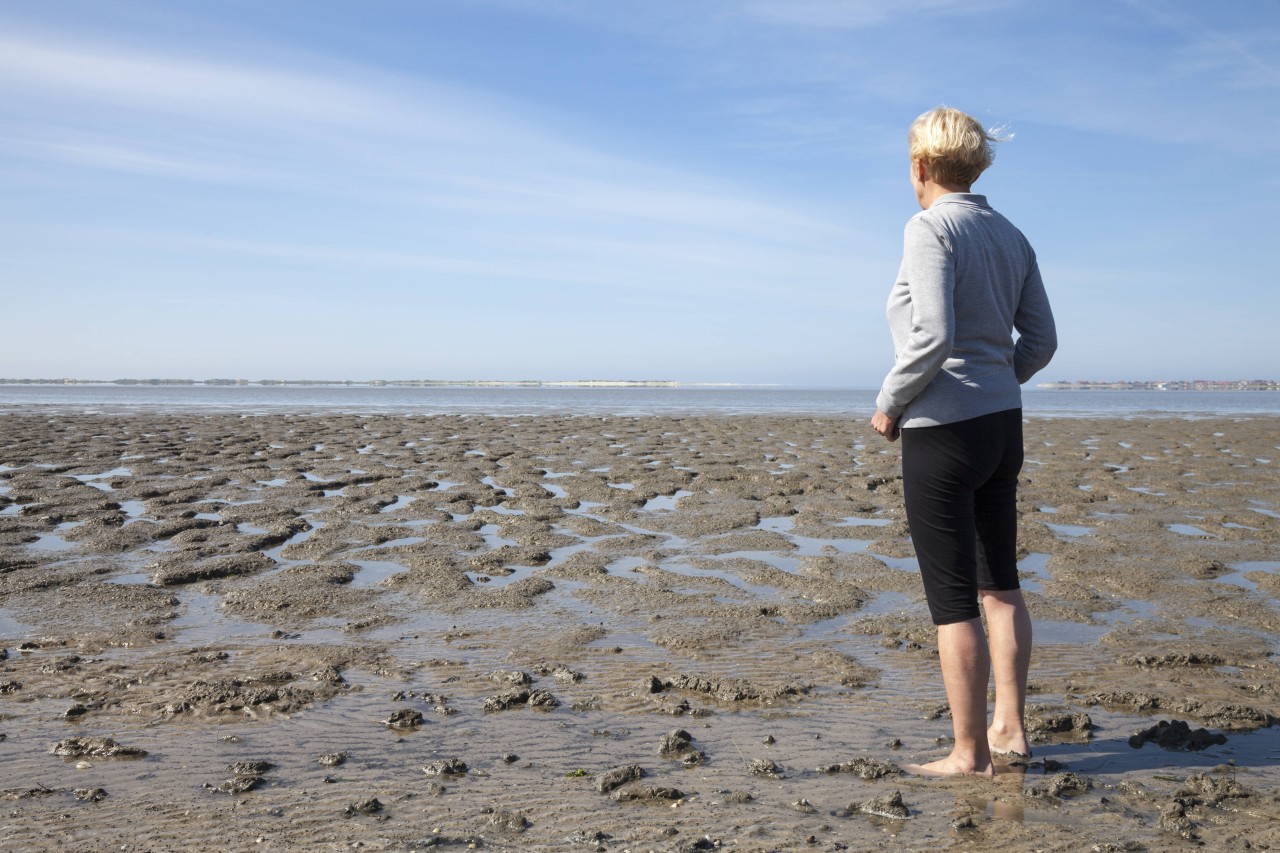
[
  {"xmin": 875, "ymin": 216, "xmax": 955, "ymax": 418},
  {"xmin": 1012, "ymin": 256, "xmax": 1057, "ymax": 384}
]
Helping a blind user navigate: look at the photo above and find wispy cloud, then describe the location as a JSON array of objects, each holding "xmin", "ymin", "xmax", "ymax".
[
  {"xmin": 741, "ymin": 0, "xmax": 1010, "ymax": 28},
  {"xmin": 0, "ymin": 28, "xmax": 864, "ymax": 244}
]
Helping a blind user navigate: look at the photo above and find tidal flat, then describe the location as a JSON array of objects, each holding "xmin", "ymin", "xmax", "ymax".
[{"xmin": 1, "ymin": 412, "xmax": 1278, "ymax": 852}]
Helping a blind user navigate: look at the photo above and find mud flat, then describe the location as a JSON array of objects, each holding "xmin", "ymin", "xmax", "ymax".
[{"xmin": 1, "ymin": 412, "xmax": 1278, "ymax": 851}]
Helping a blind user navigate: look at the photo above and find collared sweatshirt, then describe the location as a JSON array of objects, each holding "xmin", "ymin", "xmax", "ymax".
[{"xmin": 875, "ymin": 193, "xmax": 1057, "ymax": 428}]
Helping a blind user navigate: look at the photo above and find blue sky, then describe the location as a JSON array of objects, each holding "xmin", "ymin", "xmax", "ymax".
[{"xmin": 2, "ymin": 0, "xmax": 1277, "ymax": 385}]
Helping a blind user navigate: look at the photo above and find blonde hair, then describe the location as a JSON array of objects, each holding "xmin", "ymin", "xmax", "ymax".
[{"xmin": 908, "ymin": 107, "xmax": 1002, "ymax": 187}]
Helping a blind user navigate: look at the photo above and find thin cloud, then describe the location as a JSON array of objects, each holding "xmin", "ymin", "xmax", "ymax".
[
  {"xmin": 0, "ymin": 29, "xmax": 863, "ymax": 248},
  {"xmin": 742, "ymin": 0, "xmax": 1011, "ymax": 28}
]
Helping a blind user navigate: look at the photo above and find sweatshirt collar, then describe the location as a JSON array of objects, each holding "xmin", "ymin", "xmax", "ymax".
[{"xmin": 934, "ymin": 193, "xmax": 990, "ymax": 209}]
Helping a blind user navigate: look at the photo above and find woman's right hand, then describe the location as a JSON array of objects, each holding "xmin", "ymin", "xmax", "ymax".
[{"xmin": 872, "ymin": 411, "xmax": 900, "ymax": 442}]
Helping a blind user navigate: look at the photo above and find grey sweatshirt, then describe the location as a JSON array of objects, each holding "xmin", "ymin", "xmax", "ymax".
[{"xmin": 876, "ymin": 193, "xmax": 1057, "ymax": 428}]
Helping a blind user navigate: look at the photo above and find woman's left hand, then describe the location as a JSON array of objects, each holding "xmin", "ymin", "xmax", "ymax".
[{"xmin": 871, "ymin": 411, "xmax": 900, "ymax": 442}]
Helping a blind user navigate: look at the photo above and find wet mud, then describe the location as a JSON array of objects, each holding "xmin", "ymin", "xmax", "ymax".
[{"xmin": 1, "ymin": 412, "xmax": 1278, "ymax": 851}]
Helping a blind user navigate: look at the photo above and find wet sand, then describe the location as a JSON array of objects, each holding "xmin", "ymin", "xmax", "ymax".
[{"xmin": 1, "ymin": 412, "xmax": 1277, "ymax": 852}]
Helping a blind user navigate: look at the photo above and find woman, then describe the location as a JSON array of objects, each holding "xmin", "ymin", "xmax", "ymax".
[{"xmin": 871, "ymin": 107, "xmax": 1057, "ymax": 777}]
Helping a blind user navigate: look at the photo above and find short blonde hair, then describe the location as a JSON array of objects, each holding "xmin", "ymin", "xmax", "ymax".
[{"xmin": 909, "ymin": 107, "xmax": 999, "ymax": 187}]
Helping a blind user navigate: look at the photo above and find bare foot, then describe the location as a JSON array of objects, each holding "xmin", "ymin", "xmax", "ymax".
[
  {"xmin": 903, "ymin": 755, "xmax": 996, "ymax": 778},
  {"xmin": 987, "ymin": 723, "xmax": 1030, "ymax": 759}
]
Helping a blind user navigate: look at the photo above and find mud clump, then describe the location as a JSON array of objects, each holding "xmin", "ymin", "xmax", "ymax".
[
  {"xmin": 384, "ymin": 708, "xmax": 424, "ymax": 729},
  {"xmin": 344, "ymin": 797, "xmax": 383, "ymax": 817},
  {"xmin": 1159, "ymin": 800, "xmax": 1198, "ymax": 840},
  {"xmin": 1176, "ymin": 772, "xmax": 1254, "ymax": 807},
  {"xmin": 654, "ymin": 673, "xmax": 809, "ymax": 705},
  {"xmin": 422, "ymin": 758, "xmax": 468, "ymax": 777},
  {"xmin": 1128, "ymin": 719, "xmax": 1227, "ymax": 751},
  {"xmin": 817, "ymin": 757, "xmax": 902, "ymax": 779},
  {"xmin": 1027, "ymin": 707, "xmax": 1094, "ymax": 743},
  {"xmin": 51, "ymin": 737, "xmax": 147, "ymax": 759},
  {"xmin": 1083, "ymin": 692, "xmax": 1275, "ymax": 730},
  {"xmin": 150, "ymin": 552, "xmax": 274, "ymax": 586},
  {"xmin": 748, "ymin": 758, "xmax": 783, "ymax": 778},
  {"xmin": 658, "ymin": 728, "xmax": 706, "ymax": 766},
  {"xmin": 162, "ymin": 677, "xmax": 342, "ymax": 719},
  {"xmin": 1117, "ymin": 651, "xmax": 1226, "ymax": 669},
  {"xmin": 1026, "ymin": 772, "xmax": 1092, "ymax": 799},
  {"xmin": 484, "ymin": 807, "xmax": 530, "ymax": 832},
  {"xmin": 850, "ymin": 790, "xmax": 910, "ymax": 819},
  {"xmin": 612, "ymin": 786, "xmax": 685, "ymax": 802},
  {"xmin": 596, "ymin": 765, "xmax": 643, "ymax": 793},
  {"xmin": 482, "ymin": 688, "xmax": 558, "ymax": 712}
]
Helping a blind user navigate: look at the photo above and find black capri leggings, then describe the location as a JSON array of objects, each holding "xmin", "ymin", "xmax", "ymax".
[{"xmin": 901, "ymin": 408, "xmax": 1023, "ymax": 625}]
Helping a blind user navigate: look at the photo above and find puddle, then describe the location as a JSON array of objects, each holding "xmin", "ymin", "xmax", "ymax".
[
  {"xmin": 119, "ymin": 500, "xmax": 148, "ymax": 521},
  {"xmin": 1038, "ymin": 506, "xmax": 1059, "ymax": 514},
  {"xmin": 1018, "ymin": 553, "xmax": 1051, "ymax": 594},
  {"xmin": 72, "ymin": 467, "xmax": 132, "ymax": 482},
  {"xmin": 347, "ymin": 559, "xmax": 408, "ymax": 589},
  {"xmin": 0, "ymin": 607, "xmax": 39, "ymax": 638},
  {"xmin": 1044, "ymin": 522, "xmax": 1094, "ymax": 538},
  {"xmin": 107, "ymin": 572, "xmax": 153, "ymax": 586},
  {"xmin": 859, "ymin": 590, "xmax": 919, "ymax": 617},
  {"xmin": 28, "ymin": 532, "xmax": 76, "ymax": 552},
  {"xmin": 646, "ymin": 559, "xmax": 782, "ymax": 598},
  {"xmin": 758, "ymin": 516, "xmax": 795, "ymax": 534},
  {"xmin": 193, "ymin": 512, "xmax": 223, "ymax": 522},
  {"xmin": 478, "ymin": 524, "xmax": 519, "ymax": 549},
  {"xmin": 1095, "ymin": 597, "xmax": 1159, "ymax": 625},
  {"xmin": 641, "ymin": 490, "xmax": 691, "ymax": 511},
  {"xmin": 168, "ymin": 588, "xmax": 267, "ymax": 644},
  {"xmin": 1168, "ymin": 523, "xmax": 1218, "ymax": 537},
  {"xmin": 1035, "ymin": 620, "xmax": 1110, "ymax": 644},
  {"xmin": 261, "ymin": 520, "xmax": 323, "ymax": 563},
  {"xmin": 1216, "ymin": 561, "xmax": 1280, "ymax": 593},
  {"xmin": 353, "ymin": 536, "xmax": 425, "ymax": 552},
  {"xmin": 258, "ymin": 478, "xmax": 289, "ymax": 487},
  {"xmin": 542, "ymin": 482, "xmax": 567, "ymax": 499},
  {"xmin": 836, "ymin": 516, "xmax": 893, "ymax": 528},
  {"xmin": 607, "ymin": 482, "xmax": 635, "ymax": 491},
  {"xmin": 379, "ymin": 495, "xmax": 416, "ymax": 513},
  {"xmin": 704, "ymin": 551, "xmax": 805, "ymax": 575},
  {"xmin": 237, "ymin": 523, "xmax": 269, "ymax": 535},
  {"xmin": 480, "ymin": 476, "xmax": 513, "ymax": 496},
  {"xmin": 869, "ymin": 552, "xmax": 920, "ymax": 573}
]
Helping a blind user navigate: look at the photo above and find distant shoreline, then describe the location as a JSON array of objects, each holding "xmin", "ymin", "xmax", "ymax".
[
  {"xmin": 1039, "ymin": 380, "xmax": 1279, "ymax": 391},
  {"xmin": 0, "ymin": 379, "xmax": 761, "ymax": 389}
]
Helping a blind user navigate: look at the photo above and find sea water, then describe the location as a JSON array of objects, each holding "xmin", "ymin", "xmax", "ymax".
[{"xmin": 1, "ymin": 384, "xmax": 1277, "ymax": 417}]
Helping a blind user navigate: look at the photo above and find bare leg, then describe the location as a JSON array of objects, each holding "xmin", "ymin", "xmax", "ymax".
[
  {"xmin": 980, "ymin": 588, "xmax": 1032, "ymax": 757},
  {"xmin": 907, "ymin": 617, "xmax": 995, "ymax": 777}
]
